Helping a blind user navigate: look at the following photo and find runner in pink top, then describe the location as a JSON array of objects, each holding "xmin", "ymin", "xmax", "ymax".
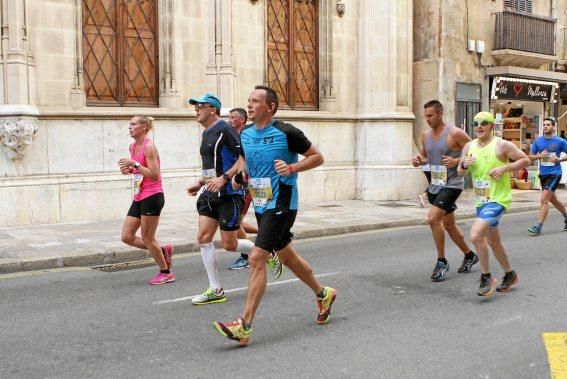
[{"xmin": 118, "ymin": 115, "xmax": 175, "ymax": 285}]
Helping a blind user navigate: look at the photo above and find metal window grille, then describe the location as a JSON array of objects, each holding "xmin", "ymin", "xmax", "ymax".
[{"xmin": 267, "ymin": 0, "xmax": 319, "ymax": 110}]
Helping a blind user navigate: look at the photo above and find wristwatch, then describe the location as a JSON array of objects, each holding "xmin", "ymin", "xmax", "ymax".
[
  {"xmin": 222, "ymin": 173, "xmax": 230, "ymax": 181},
  {"xmin": 460, "ymin": 162, "xmax": 468, "ymax": 169},
  {"xmin": 133, "ymin": 162, "xmax": 140, "ymax": 169}
]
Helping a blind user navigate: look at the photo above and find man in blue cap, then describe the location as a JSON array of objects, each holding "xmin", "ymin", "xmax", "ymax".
[{"xmin": 186, "ymin": 93, "xmax": 282, "ymax": 305}]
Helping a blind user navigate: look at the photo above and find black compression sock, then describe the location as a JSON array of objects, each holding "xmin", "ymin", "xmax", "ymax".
[
  {"xmin": 160, "ymin": 269, "xmax": 170, "ymax": 274},
  {"xmin": 437, "ymin": 258, "xmax": 448, "ymax": 264},
  {"xmin": 464, "ymin": 251, "xmax": 475, "ymax": 260}
]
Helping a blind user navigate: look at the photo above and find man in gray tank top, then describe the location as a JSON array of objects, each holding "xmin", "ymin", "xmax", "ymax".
[{"xmin": 412, "ymin": 100, "xmax": 479, "ymax": 281}]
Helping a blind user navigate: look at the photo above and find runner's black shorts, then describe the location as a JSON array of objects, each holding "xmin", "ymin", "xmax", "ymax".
[
  {"xmin": 539, "ymin": 174, "xmax": 562, "ymax": 191},
  {"xmin": 127, "ymin": 192, "xmax": 165, "ymax": 218},
  {"xmin": 197, "ymin": 194, "xmax": 243, "ymax": 231},
  {"xmin": 427, "ymin": 187, "xmax": 462, "ymax": 214},
  {"xmin": 254, "ymin": 209, "xmax": 297, "ymax": 252}
]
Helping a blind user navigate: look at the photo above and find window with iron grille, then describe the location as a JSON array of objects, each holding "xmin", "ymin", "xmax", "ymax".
[
  {"xmin": 83, "ymin": 0, "xmax": 158, "ymax": 106},
  {"xmin": 267, "ymin": 0, "xmax": 318, "ymax": 110},
  {"xmin": 504, "ymin": 0, "xmax": 532, "ymax": 13}
]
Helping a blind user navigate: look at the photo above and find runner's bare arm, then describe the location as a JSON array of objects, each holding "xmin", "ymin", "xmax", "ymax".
[
  {"xmin": 412, "ymin": 131, "xmax": 428, "ymax": 167},
  {"xmin": 275, "ymin": 144, "xmax": 324, "ymax": 176},
  {"xmin": 140, "ymin": 143, "xmax": 161, "ymax": 181},
  {"xmin": 489, "ymin": 140, "xmax": 530, "ymax": 180},
  {"xmin": 457, "ymin": 142, "xmax": 473, "ymax": 177}
]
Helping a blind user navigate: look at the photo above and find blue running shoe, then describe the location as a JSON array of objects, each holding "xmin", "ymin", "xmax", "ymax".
[
  {"xmin": 228, "ymin": 256, "xmax": 249, "ymax": 270},
  {"xmin": 528, "ymin": 225, "xmax": 542, "ymax": 235}
]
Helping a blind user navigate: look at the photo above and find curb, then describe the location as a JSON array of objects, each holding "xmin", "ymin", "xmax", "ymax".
[{"xmin": 0, "ymin": 204, "xmax": 540, "ymax": 275}]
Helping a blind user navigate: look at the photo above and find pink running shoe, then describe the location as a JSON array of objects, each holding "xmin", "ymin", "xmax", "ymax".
[
  {"xmin": 148, "ymin": 272, "xmax": 176, "ymax": 285},
  {"xmin": 162, "ymin": 244, "xmax": 174, "ymax": 269}
]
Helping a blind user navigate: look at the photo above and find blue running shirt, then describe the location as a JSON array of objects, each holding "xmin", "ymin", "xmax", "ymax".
[
  {"xmin": 240, "ymin": 120, "xmax": 312, "ymax": 214},
  {"xmin": 530, "ymin": 136, "xmax": 567, "ymax": 176},
  {"xmin": 200, "ymin": 119, "xmax": 244, "ymax": 197}
]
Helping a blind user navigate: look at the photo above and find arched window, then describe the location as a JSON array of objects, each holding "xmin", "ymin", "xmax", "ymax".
[
  {"xmin": 267, "ymin": 0, "xmax": 318, "ymax": 110},
  {"xmin": 82, "ymin": 0, "xmax": 158, "ymax": 106}
]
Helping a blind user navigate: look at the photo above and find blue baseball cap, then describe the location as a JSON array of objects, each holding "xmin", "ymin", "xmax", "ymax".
[{"xmin": 188, "ymin": 93, "xmax": 221, "ymax": 109}]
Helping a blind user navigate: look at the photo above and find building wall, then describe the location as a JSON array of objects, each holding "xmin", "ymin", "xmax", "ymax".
[{"xmin": 0, "ymin": 0, "xmax": 420, "ymax": 227}]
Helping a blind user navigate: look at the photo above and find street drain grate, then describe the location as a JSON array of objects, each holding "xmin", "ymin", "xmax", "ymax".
[{"xmin": 92, "ymin": 259, "xmax": 155, "ymax": 272}]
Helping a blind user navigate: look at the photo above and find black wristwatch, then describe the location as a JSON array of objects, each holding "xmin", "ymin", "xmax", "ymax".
[
  {"xmin": 460, "ymin": 162, "xmax": 468, "ymax": 169},
  {"xmin": 222, "ymin": 173, "xmax": 230, "ymax": 181},
  {"xmin": 133, "ymin": 162, "xmax": 140, "ymax": 169}
]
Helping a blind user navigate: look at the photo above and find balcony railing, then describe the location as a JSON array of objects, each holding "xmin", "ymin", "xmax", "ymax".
[{"xmin": 494, "ymin": 11, "xmax": 556, "ymax": 56}]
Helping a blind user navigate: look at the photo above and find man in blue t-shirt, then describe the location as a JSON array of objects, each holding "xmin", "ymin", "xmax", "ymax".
[
  {"xmin": 527, "ymin": 117, "xmax": 567, "ymax": 235},
  {"xmin": 212, "ymin": 85, "xmax": 337, "ymax": 346}
]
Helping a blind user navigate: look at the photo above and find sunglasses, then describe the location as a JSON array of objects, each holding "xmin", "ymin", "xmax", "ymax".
[
  {"xmin": 473, "ymin": 120, "xmax": 491, "ymax": 127},
  {"xmin": 195, "ymin": 103, "xmax": 212, "ymax": 110}
]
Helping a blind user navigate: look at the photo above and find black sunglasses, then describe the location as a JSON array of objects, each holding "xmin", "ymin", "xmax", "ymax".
[{"xmin": 473, "ymin": 120, "xmax": 491, "ymax": 127}]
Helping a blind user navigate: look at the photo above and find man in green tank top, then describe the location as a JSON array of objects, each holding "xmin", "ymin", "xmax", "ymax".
[{"xmin": 457, "ymin": 112, "xmax": 530, "ymax": 297}]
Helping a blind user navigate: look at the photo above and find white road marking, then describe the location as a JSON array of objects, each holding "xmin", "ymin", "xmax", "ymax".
[
  {"xmin": 153, "ymin": 271, "xmax": 341, "ymax": 305},
  {"xmin": 492, "ymin": 315, "xmax": 522, "ymax": 326}
]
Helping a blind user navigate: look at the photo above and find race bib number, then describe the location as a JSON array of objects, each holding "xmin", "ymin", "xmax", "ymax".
[
  {"xmin": 430, "ymin": 165, "xmax": 448, "ymax": 186},
  {"xmin": 131, "ymin": 173, "xmax": 143, "ymax": 196},
  {"xmin": 473, "ymin": 179, "xmax": 490, "ymax": 204},
  {"xmin": 248, "ymin": 178, "xmax": 273, "ymax": 206},
  {"xmin": 202, "ymin": 169, "xmax": 217, "ymax": 181},
  {"xmin": 540, "ymin": 152, "xmax": 555, "ymax": 167}
]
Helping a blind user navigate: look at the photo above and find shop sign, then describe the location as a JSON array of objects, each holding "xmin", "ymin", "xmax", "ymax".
[{"xmin": 492, "ymin": 77, "xmax": 558, "ymax": 102}]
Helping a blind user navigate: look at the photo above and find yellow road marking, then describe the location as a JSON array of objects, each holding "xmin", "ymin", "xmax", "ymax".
[{"xmin": 543, "ymin": 333, "xmax": 567, "ymax": 379}]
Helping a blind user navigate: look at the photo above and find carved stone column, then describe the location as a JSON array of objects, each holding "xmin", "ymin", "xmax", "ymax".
[
  {"xmin": 0, "ymin": 105, "xmax": 38, "ymax": 159},
  {"xmin": 205, "ymin": 0, "xmax": 236, "ymax": 107},
  {"xmin": 159, "ymin": 0, "xmax": 181, "ymax": 108},
  {"xmin": 0, "ymin": 0, "xmax": 36, "ymax": 105}
]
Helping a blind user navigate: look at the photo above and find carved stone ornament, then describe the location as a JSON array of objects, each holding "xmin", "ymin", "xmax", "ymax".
[
  {"xmin": 0, "ymin": 105, "xmax": 39, "ymax": 159},
  {"xmin": 337, "ymin": 0, "xmax": 345, "ymax": 16}
]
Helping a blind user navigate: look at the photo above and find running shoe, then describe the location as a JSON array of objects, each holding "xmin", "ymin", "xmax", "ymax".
[
  {"xmin": 527, "ymin": 225, "xmax": 542, "ymax": 235},
  {"xmin": 213, "ymin": 318, "xmax": 252, "ymax": 346},
  {"xmin": 563, "ymin": 219, "xmax": 567, "ymax": 232},
  {"xmin": 228, "ymin": 256, "xmax": 249, "ymax": 270},
  {"xmin": 316, "ymin": 287, "xmax": 337, "ymax": 325},
  {"xmin": 457, "ymin": 253, "xmax": 479, "ymax": 273},
  {"xmin": 148, "ymin": 272, "xmax": 176, "ymax": 285},
  {"xmin": 430, "ymin": 261, "xmax": 450, "ymax": 281},
  {"xmin": 477, "ymin": 274, "xmax": 496, "ymax": 297},
  {"xmin": 267, "ymin": 252, "xmax": 283, "ymax": 280},
  {"xmin": 496, "ymin": 270, "xmax": 519, "ymax": 292},
  {"xmin": 418, "ymin": 194, "xmax": 426, "ymax": 208},
  {"xmin": 191, "ymin": 287, "xmax": 227, "ymax": 305},
  {"xmin": 162, "ymin": 244, "xmax": 174, "ymax": 270}
]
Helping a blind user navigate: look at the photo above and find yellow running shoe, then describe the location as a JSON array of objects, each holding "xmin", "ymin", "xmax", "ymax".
[
  {"xmin": 316, "ymin": 287, "xmax": 337, "ymax": 325},
  {"xmin": 213, "ymin": 318, "xmax": 252, "ymax": 346}
]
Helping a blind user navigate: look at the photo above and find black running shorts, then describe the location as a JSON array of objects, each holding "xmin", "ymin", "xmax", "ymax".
[
  {"xmin": 127, "ymin": 192, "xmax": 165, "ymax": 218},
  {"xmin": 254, "ymin": 209, "xmax": 297, "ymax": 252},
  {"xmin": 539, "ymin": 174, "xmax": 562, "ymax": 192},
  {"xmin": 427, "ymin": 187, "xmax": 462, "ymax": 214},
  {"xmin": 197, "ymin": 194, "xmax": 243, "ymax": 231}
]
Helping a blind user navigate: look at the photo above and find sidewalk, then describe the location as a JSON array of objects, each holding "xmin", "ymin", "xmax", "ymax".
[{"xmin": 0, "ymin": 189, "xmax": 544, "ymax": 274}]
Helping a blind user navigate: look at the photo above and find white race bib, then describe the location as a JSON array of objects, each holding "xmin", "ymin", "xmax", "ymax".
[
  {"xmin": 540, "ymin": 152, "xmax": 555, "ymax": 167},
  {"xmin": 248, "ymin": 178, "xmax": 273, "ymax": 207},
  {"xmin": 131, "ymin": 173, "xmax": 143, "ymax": 196},
  {"xmin": 473, "ymin": 179, "xmax": 491, "ymax": 204},
  {"xmin": 430, "ymin": 165, "xmax": 448, "ymax": 186}
]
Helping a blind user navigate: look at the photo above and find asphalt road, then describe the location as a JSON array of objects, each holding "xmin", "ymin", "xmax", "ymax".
[{"xmin": 1, "ymin": 211, "xmax": 566, "ymax": 378}]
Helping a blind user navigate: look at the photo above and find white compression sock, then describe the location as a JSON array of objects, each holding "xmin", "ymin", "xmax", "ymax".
[
  {"xmin": 200, "ymin": 242, "xmax": 220, "ymax": 289},
  {"xmin": 236, "ymin": 239, "xmax": 254, "ymax": 255}
]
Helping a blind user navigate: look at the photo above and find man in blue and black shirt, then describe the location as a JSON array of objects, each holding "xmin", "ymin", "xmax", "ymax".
[
  {"xmin": 186, "ymin": 93, "xmax": 255, "ymax": 305},
  {"xmin": 527, "ymin": 117, "xmax": 567, "ymax": 235},
  {"xmin": 213, "ymin": 85, "xmax": 337, "ymax": 346}
]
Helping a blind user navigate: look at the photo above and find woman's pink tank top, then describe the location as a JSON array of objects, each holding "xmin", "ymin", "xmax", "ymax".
[{"xmin": 130, "ymin": 138, "xmax": 163, "ymax": 202}]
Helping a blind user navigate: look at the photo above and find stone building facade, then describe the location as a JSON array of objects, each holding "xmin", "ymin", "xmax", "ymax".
[{"xmin": 0, "ymin": 0, "xmax": 418, "ymax": 227}]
